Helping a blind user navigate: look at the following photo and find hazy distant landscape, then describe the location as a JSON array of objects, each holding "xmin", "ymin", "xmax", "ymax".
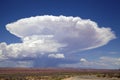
[{"xmin": 0, "ymin": 68, "xmax": 119, "ymax": 80}]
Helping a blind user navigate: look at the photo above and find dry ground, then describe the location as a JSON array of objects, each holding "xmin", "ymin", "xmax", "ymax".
[
  {"xmin": 0, "ymin": 68, "xmax": 119, "ymax": 80},
  {"xmin": 63, "ymin": 75, "xmax": 120, "ymax": 80}
]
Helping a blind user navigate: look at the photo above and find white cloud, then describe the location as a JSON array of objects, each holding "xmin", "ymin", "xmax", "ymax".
[
  {"xmin": 48, "ymin": 53, "xmax": 65, "ymax": 59},
  {"xmin": 100, "ymin": 56, "xmax": 120, "ymax": 66},
  {"xmin": 0, "ymin": 15, "xmax": 116, "ymax": 67},
  {"xmin": 6, "ymin": 15, "xmax": 116, "ymax": 53},
  {"xmin": 0, "ymin": 35, "xmax": 64, "ymax": 59},
  {"xmin": 80, "ymin": 58, "xmax": 87, "ymax": 62}
]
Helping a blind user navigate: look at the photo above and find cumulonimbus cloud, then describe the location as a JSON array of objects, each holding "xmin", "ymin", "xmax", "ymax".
[
  {"xmin": 6, "ymin": 15, "xmax": 116, "ymax": 50},
  {"xmin": 0, "ymin": 15, "xmax": 116, "ymax": 67}
]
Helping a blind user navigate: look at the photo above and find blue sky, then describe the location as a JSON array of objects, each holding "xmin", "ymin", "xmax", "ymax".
[{"xmin": 0, "ymin": 0, "xmax": 120, "ymax": 69}]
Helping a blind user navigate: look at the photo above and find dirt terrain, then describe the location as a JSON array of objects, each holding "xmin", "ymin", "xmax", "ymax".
[
  {"xmin": 63, "ymin": 75, "xmax": 120, "ymax": 80},
  {"xmin": 0, "ymin": 68, "xmax": 119, "ymax": 80}
]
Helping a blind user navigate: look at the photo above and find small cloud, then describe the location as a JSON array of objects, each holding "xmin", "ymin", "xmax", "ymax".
[
  {"xmin": 80, "ymin": 58, "xmax": 87, "ymax": 62},
  {"xmin": 48, "ymin": 54, "xmax": 65, "ymax": 59}
]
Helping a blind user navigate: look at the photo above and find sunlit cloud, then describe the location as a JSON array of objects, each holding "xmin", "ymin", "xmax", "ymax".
[
  {"xmin": 48, "ymin": 53, "xmax": 65, "ymax": 59},
  {"xmin": 80, "ymin": 58, "xmax": 87, "ymax": 62},
  {"xmin": 0, "ymin": 15, "xmax": 116, "ymax": 67}
]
